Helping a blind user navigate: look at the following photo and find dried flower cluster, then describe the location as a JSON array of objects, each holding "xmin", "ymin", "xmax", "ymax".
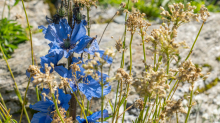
[
  {"xmin": 199, "ymin": 5, "xmax": 210, "ymax": 22},
  {"xmin": 160, "ymin": 99, "xmax": 187, "ymax": 121},
  {"xmin": 177, "ymin": 60, "xmax": 203, "ymax": 83},
  {"xmin": 126, "ymin": 8, "xmax": 150, "ymax": 35},
  {"xmin": 133, "ymin": 67, "xmax": 171, "ymax": 98},
  {"xmin": 73, "ymin": 0, "xmax": 98, "ymax": 8},
  {"xmin": 134, "ymin": 99, "xmax": 144, "ymax": 110},
  {"xmin": 27, "ymin": 64, "xmax": 56, "ymax": 87},
  {"xmin": 115, "ymin": 68, "xmax": 132, "ymax": 84},
  {"xmin": 52, "ymin": 108, "xmax": 73, "ymax": 123},
  {"xmin": 160, "ymin": 3, "xmax": 199, "ymax": 24}
]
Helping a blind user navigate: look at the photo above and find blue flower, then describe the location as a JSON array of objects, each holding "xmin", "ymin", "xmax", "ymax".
[
  {"xmin": 30, "ymin": 88, "xmax": 71, "ymax": 123},
  {"xmin": 39, "ymin": 18, "xmax": 99, "ymax": 58},
  {"xmin": 56, "ymin": 57, "xmax": 111, "ymax": 100},
  {"xmin": 76, "ymin": 109, "xmax": 109, "ymax": 123}
]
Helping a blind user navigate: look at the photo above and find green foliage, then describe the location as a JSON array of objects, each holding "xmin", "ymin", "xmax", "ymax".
[
  {"xmin": 0, "ymin": 18, "xmax": 28, "ymax": 59},
  {"xmin": 196, "ymin": 78, "xmax": 219, "ymax": 93},
  {"xmin": 216, "ymin": 56, "xmax": 220, "ymax": 62},
  {"xmin": 99, "ymin": 0, "xmax": 220, "ymax": 19}
]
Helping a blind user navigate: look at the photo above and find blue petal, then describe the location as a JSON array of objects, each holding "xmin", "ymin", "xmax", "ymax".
[
  {"xmin": 40, "ymin": 50, "xmax": 63, "ymax": 69},
  {"xmin": 57, "ymin": 89, "xmax": 71, "ymax": 111},
  {"xmin": 87, "ymin": 109, "xmax": 109, "ymax": 122},
  {"xmin": 71, "ymin": 21, "xmax": 86, "ymax": 44},
  {"xmin": 29, "ymin": 100, "xmax": 54, "ymax": 113},
  {"xmin": 31, "ymin": 112, "xmax": 50, "ymax": 123},
  {"xmin": 84, "ymin": 39, "xmax": 99, "ymax": 54},
  {"xmin": 73, "ymin": 36, "xmax": 95, "ymax": 54},
  {"xmin": 38, "ymin": 25, "xmax": 47, "ymax": 34},
  {"xmin": 78, "ymin": 82, "xmax": 111, "ymax": 100},
  {"xmin": 76, "ymin": 116, "xmax": 86, "ymax": 123},
  {"xmin": 54, "ymin": 66, "xmax": 71, "ymax": 78}
]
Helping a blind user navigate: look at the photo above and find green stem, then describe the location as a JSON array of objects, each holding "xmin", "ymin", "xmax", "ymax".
[
  {"xmin": 154, "ymin": 44, "xmax": 157, "ymax": 71},
  {"xmin": 141, "ymin": 28, "xmax": 147, "ymax": 71},
  {"xmin": 19, "ymin": 77, "xmax": 31, "ymax": 123},
  {"xmin": 51, "ymin": 91, "xmax": 65, "ymax": 123},
  {"xmin": 185, "ymin": 88, "xmax": 194, "ymax": 123},
  {"xmin": 101, "ymin": 65, "xmax": 104, "ymax": 123},
  {"xmin": 68, "ymin": 85, "xmax": 88, "ymax": 123},
  {"xmin": 176, "ymin": 111, "xmax": 179, "ymax": 123},
  {"xmin": 129, "ymin": 34, "xmax": 134, "ymax": 75},
  {"xmin": 143, "ymin": 95, "xmax": 152, "ymax": 122},
  {"xmin": 185, "ymin": 22, "xmax": 204, "ymax": 61},
  {"xmin": 35, "ymin": 86, "xmax": 40, "ymax": 101},
  {"xmin": 152, "ymin": 95, "xmax": 159, "ymax": 122},
  {"xmin": 87, "ymin": 7, "xmax": 90, "ymax": 59},
  {"xmin": 0, "ymin": 111, "xmax": 5, "ymax": 121},
  {"xmin": 86, "ymin": 100, "xmax": 89, "ymax": 116},
  {"xmin": 21, "ymin": 0, "xmax": 34, "ymax": 65},
  {"xmin": 137, "ymin": 96, "xmax": 148, "ymax": 122},
  {"xmin": 0, "ymin": 43, "xmax": 30, "ymax": 123},
  {"xmin": 1, "ymin": 0, "xmax": 6, "ymax": 19},
  {"xmin": 122, "ymin": 84, "xmax": 130, "ymax": 123},
  {"xmin": 121, "ymin": 0, "xmax": 130, "ymax": 68},
  {"xmin": 0, "ymin": 93, "xmax": 7, "ymax": 111}
]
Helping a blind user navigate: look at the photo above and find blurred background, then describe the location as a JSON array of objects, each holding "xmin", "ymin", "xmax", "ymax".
[{"xmin": 0, "ymin": 0, "xmax": 220, "ymax": 122}]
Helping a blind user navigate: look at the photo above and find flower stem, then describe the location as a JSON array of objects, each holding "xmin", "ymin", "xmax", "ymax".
[
  {"xmin": 0, "ymin": 44, "xmax": 30, "ymax": 123},
  {"xmin": 122, "ymin": 83, "xmax": 130, "ymax": 123},
  {"xmin": 129, "ymin": 34, "xmax": 134, "ymax": 75},
  {"xmin": 35, "ymin": 86, "xmax": 40, "ymax": 101},
  {"xmin": 141, "ymin": 29, "xmax": 147, "ymax": 71},
  {"xmin": 21, "ymin": 0, "xmax": 34, "ymax": 65},
  {"xmin": 51, "ymin": 91, "xmax": 65, "ymax": 123},
  {"xmin": 68, "ymin": 85, "xmax": 88, "ymax": 123},
  {"xmin": 87, "ymin": 7, "xmax": 90, "ymax": 59},
  {"xmin": 185, "ymin": 22, "xmax": 204, "ymax": 61},
  {"xmin": 0, "ymin": 93, "xmax": 7, "ymax": 111},
  {"xmin": 86, "ymin": 100, "xmax": 89, "ymax": 116},
  {"xmin": 101, "ymin": 65, "xmax": 104, "ymax": 123},
  {"xmin": 154, "ymin": 44, "xmax": 157, "ymax": 71},
  {"xmin": 185, "ymin": 87, "xmax": 194, "ymax": 123},
  {"xmin": 19, "ymin": 77, "xmax": 31, "ymax": 123}
]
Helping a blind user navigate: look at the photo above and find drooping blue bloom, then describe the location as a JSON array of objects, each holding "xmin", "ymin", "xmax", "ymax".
[
  {"xmin": 76, "ymin": 109, "xmax": 109, "ymax": 123},
  {"xmin": 39, "ymin": 18, "xmax": 99, "ymax": 58},
  {"xmin": 30, "ymin": 88, "xmax": 71, "ymax": 123},
  {"xmin": 55, "ymin": 57, "xmax": 111, "ymax": 100}
]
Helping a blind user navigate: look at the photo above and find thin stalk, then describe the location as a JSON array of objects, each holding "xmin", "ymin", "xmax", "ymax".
[
  {"xmin": 152, "ymin": 95, "xmax": 159, "ymax": 121},
  {"xmin": 0, "ymin": 93, "xmax": 7, "ymax": 111},
  {"xmin": 154, "ymin": 44, "xmax": 157, "ymax": 71},
  {"xmin": 141, "ymin": 28, "xmax": 147, "ymax": 71},
  {"xmin": 129, "ymin": 34, "xmax": 134, "ymax": 75},
  {"xmin": 185, "ymin": 88, "xmax": 194, "ymax": 123},
  {"xmin": 87, "ymin": 7, "xmax": 90, "ymax": 59},
  {"xmin": 137, "ymin": 96, "xmax": 148, "ymax": 122},
  {"xmin": 19, "ymin": 77, "xmax": 31, "ymax": 123},
  {"xmin": 68, "ymin": 85, "xmax": 88, "ymax": 123},
  {"xmin": 0, "ymin": 44, "xmax": 30, "ymax": 123},
  {"xmin": 2, "ymin": 0, "xmax": 6, "ymax": 19},
  {"xmin": 112, "ymin": 80, "xmax": 120, "ymax": 123},
  {"xmin": 51, "ymin": 91, "xmax": 65, "ymax": 123},
  {"xmin": 35, "ymin": 86, "xmax": 40, "ymax": 101},
  {"xmin": 0, "ymin": 104, "xmax": 7, "ymax": 119},
  {"xmin": 143, "ymin": 95, "xmax": 152, "ymax": 122},
  {"xmin": 101, "ymin": 65, "xmax": 104, "ymax": 123},
  {"xmin": 166, "ymin": 52, "xmax": 169, "ymax": 74},
  {"xmin": 146, "ymin": 100, "xmax": 157, "ymax": 123},
  {"xmin": 176, "ymin": 111, "xmax": 179, "ymax": 123},
  {"xmin": 185, "ymin": 22, "xmax": 204, "ymax": 61},
  {"xmin": 116, "ymin": 104, "xmax": 134, "ymax": 120},
  {"xmin": 86, "ymin": 100, "xmax": 89, "ymax": 116},
  {"xmin": 0, "ymin": 111, "xmax": 5, "ymax": 121},
  {"xmin": 122, "ymin": 84, "xmax": 130, "ymax": 122},
  {"xmin": 121, "ymin": 0, "xmax": 130, "ymax": 68},
  {"xmin": 21, "ymin": 0, "xmax": 34, "ymax": 65}
]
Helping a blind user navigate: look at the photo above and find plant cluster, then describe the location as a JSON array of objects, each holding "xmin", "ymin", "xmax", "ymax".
[{"xmin": 0, "ymin": 0, "xmax": 212, "ymax": 123}]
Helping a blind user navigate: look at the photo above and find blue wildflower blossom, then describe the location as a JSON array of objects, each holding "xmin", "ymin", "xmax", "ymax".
[
  {"xmin": 30, "ymin": 88, "xmax": 71, "ymax": 123},
  {"xmin": 76, "ymin": 109, "xmax": 109, "ymax": 123},
  {"xmin": 39, "ymin": 18, "xmax": 99, "ymax": 58},
  {"xmin": 55, "ymin": 57, "xmax": 111, "ymax": 100}
]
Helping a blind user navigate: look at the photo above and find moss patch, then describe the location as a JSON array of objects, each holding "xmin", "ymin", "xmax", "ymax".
[
  {"xmin": 216, "ymin": 56, "xmax": 220, "ymax": 62},
  {"xmin": 196, "ymin": 78, "xmax": 219, "ymax": 94}
]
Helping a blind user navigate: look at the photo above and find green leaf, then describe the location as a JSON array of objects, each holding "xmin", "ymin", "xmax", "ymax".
[
  {"xmin": 108, "ymin": 100, "xmax": 114, "ymax": 112},
  {"xmin": 11, "ymin": 119, "xmax": 18, "ymax": 123},
  {"xmin": 14, "ymin": 0, "xmax": 20, "ymax": 6},
  {"xmin": 119, "ymin": 97, "xmax": 126, "ymax": 108},
  {"xmin": 104, "ymin": 115, "xmax": 112, "ymax": 121}
]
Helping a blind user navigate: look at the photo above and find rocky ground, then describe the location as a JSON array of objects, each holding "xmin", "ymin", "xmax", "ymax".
[{"xmin": 0, "ymin": 1, "xmax": 220, "ymax": 123}]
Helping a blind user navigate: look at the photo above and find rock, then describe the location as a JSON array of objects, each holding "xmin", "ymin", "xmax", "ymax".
[
  {"xmin": 0, "ymin": 0, "xmax": 50, "ymax": 30},
  {"xmin": 1, "ymin": 7, "xmax": 220, "ymax": 122}
]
